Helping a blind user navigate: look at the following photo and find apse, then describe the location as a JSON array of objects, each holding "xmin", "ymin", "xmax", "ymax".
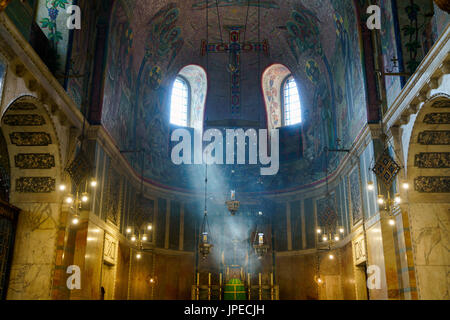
[{"xmin": 98, "ymin": 0, "xmax": 369, "ymax": 193}]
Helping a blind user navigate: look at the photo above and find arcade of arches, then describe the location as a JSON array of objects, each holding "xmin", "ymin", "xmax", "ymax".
[{"xmin": 0, "ymin": 0, "xmax": 449, "ymax": 300}]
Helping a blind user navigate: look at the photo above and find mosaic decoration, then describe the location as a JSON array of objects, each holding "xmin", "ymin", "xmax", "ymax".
[
  {"xmin": 3, "ymin": 114, "xmax": 45, "ymax": 126},
  {"xmin": 104, "ymin": 165, "xmax": 121, "ymax": 226},
  {"xmin": 414, "ymin": 176, "xmax": 450, "ymax": 193},
  {"xmin": 372, "ymin": 152, "xmax": 401, "ymax": 187},
  {"xmin": 262, "ymin": 64, "xmax": 290, "ymax": 131},
  {"xmin": 9, "ymin": 132, "xmax": 52, "ymax": 146},
  {"xmin": 316, "ymin": 194, "xmax": 337, "ymax": 228},
  {"xmin": 348, "ymin": 168, "xmax": 362, "ymax": 225},
  {"xmin": 415, "ymin": 152, "xmax": 450, "ymax": 168},
  {"xmin": 36, "ymin": 0, "xmax": 74, "ymax": 72},
  {"xmin": 0, "ymin": 58, "xmax": 6, "ymax": 103},
  {"xmin": 15, "ymin": 177, "xmax": 55, "ymax": 193},
  {"xmin": 66, "ymin": 151, "xmax": 92, "ymax": 187},
  {"xmin": 432, "ymin": 100, "xmax": 450, "ymax": 108},
  {"xmin": 380, "ymin": 0, "xmax": 403, "ymax": 108},
  {"xmin": 9, "ymin": 102, "xmax": 37, "ymax": 111},
  {"xmin": 14, "ymin": 153, "xmax": 55, "ymax": 169},
  {"xmin": 0, "ymin": 131, "xmax": 10, "ymax": 202},
  {"xmin": 418, "ymin": 131, "xmax": 450, "ymax": 145},
  {"xmin": 201, "ymin": 26, "xmax": 269, "ymax": 115},
  {"xmin": 192, "ymin": 0, "xmax": 279, "ymax": 9},
  {"xmin": 133, "ymin": 196, "xmax": 154, "ymax": 227},
  {"xmin": 99, "ymin": 0, "xmax": 368, "ymax": 192},
  {"xmin": 423, "ymin": 113, "xmax": 450, "ymax": 124}
]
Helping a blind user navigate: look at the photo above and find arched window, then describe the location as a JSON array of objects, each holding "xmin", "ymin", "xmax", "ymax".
[
  {"xmin": 282, "ymin": 76, "xmax": 302, "ymax": 126},
  {"xmin": 170, "ymin": 76, "xmax": 190, "ymax": 127},
  {"xmin": 170, "ymin": 65, "xmax": 207, "ymax": 130}
]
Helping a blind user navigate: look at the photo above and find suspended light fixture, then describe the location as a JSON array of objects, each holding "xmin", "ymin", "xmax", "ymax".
[
  {"xmin": 124, "ymin": 150, "xmax": 154, "ymax": 255},
  {"xmin": 315, "ymin": 148, "xmax": 345, "ymax": 260},
  {"xmin": 226, "ymin": 189, "xmax": 240, "ymax": 216},
  {"xmin": 199, "ymin": 164, "xmax": 213, "ymax": 260},
  {"xmin": 253, "ymin": 211, "xmax": 269, "ymax": 259}
]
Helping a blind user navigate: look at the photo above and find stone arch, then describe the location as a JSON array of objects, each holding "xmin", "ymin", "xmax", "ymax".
[
  {"xmin": 405, "ymin": 94, "xmax": 450, "ymax": 300},
  {"xmin": 0, "ymin": 95, "xmax": 63, "ymax": 299}
]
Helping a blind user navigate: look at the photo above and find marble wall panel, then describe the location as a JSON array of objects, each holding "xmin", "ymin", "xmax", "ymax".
[
  {"xmin": 365, "ymin": 221, "xmax": 388, "ymax": 300},
  {"xmin": 341, "ymin": 242, "xmax": 357, "ymax": 300},
  {"xmin": 6, "ymin": 202, "xmax": 59, "ymax": 299},
  {"xmin": 114, "ymin": 242, "xmax": 130, "ymax": 300},
  {"xmin": 70, "ymin": 223, "xmax": 104, "ymax": 300},
  {"xmin": 276, "ymin": 255, "xmax": 318, "ymax": 300},
  {"xmin": 409, "ymin": 203, "xmax": 449, "ymax": 299}
]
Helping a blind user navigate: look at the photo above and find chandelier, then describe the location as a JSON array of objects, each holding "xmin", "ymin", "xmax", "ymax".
[
  {"xmin": 60, "ymin": 159, "xmax": 98, "ymax": 226},
  {"xmin": 252, "ymin": 211, "xmax": 269, "ymax": 259},
  {"xmin": 199, "ymin": 164, "xmax": 213, "ymax": 260},
  {"xmin": 226, "ymin": 190, "xmax": 240, "ymax": 216},
  {"xmin": 315, "ymin": 147, "xmax": 345, "ymax": 259}
]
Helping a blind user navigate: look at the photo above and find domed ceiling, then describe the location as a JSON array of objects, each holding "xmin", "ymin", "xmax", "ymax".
[{"xmin": 101, "ymin": 0, "xmax": 368, "ymax": 194}]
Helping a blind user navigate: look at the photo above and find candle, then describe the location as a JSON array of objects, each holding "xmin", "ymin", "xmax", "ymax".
[{"xmin": 231, "ymin": 190, "xmax": 235, "ymax": 200}]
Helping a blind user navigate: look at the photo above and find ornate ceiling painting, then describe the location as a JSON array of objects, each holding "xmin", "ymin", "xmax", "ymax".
[{"xmin": 100, "ymin": 0, "xmax": 368, "ymax": 193}]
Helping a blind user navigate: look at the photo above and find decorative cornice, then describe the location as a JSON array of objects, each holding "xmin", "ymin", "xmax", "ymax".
[
  {"xmin": 384, "ymin": 25, "xmax": 450, "ymax": 131},
  {"xmin": 0, "ymin": 12, "xmax": 85, "ymax": 130}
]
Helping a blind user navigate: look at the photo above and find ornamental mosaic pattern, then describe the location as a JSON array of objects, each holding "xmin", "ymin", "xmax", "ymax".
[
  {"xmin": 423, "ymin": 113, "xmax": 450, "ymax": 124},
  {"xmin": 372, "ymin": 152, "xmax": 400, "ymax": 186},
  {"xmin": 14, "ymin": 153, "xmax": 55, "ymax": 169},
  {"xmin": 9, "ymin": 102, "xmax": 37, "ymax": 111},
  {"xmin": 66, "ymin": 151, "xmax": 92, "ymax": 187},
  {"xmin": 348, "ymin": 168, "xmax": 363, "ymax": 225},
  {"xmin": 103, "ymin": 165, "xmax": 121, "ymax": 226},
  {"xmin": 3, "ymin": 114, "xmax": 46, "ymax": 126},
  {"xmin": 414, "ymin": 176, "xmax": 450, "ymax": 193},
  {"xmin": 418, "ymin": 131, "xmax": 450, "ymax": 145},
  {"xmin": 414, "ymin": 153, "xmax": 450, "ymax": 168},
  {"xmin": 316, "ymin": 194, "xmax": 337, "ymax": 228},
  {"xmin": 9, "ymin": 132, "xmax": 52, "ymax": 146},
  {"xmin": 15, "ymin": 177, "xmax": 56, "ymax": 193},
  {"xmin": 432, "ymin": 100, "xmax": 450, "ymax": 108}
]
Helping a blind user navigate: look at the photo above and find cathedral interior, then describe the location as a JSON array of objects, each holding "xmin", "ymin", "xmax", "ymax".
[{"xmin": 0, "ymin": 0, "xmax": 449, "ymax": 301}]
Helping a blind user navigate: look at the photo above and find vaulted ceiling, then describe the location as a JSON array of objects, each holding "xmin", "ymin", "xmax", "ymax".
[{"xmin": 101, "ymin": 0, "xmax": 369, "ymax": 193}]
